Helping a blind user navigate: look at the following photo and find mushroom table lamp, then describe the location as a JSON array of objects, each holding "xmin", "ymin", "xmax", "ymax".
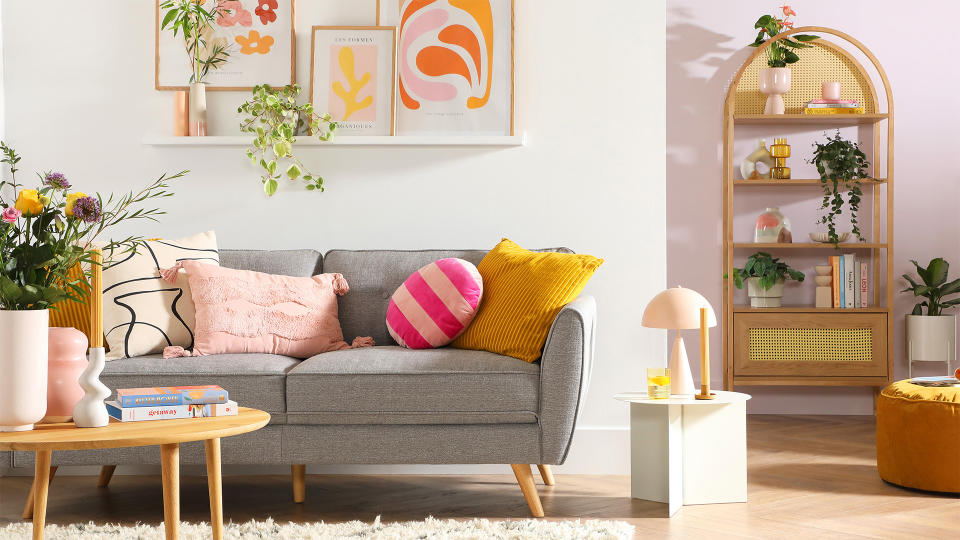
[{"xmin": 641, "ymin": 286, "xmax": 717, "ymax": 398}]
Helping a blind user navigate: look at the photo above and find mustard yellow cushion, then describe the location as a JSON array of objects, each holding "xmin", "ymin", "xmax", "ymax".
[
  {"xmin": 452, "ymin": 239, "xmax": 603, "ymax": 362},
  {"xmin": 876, "ymin": 380, "xmax": 960, "ymax": 493},
  {"xmin": 49, "ymin": 264, "xmax": 92, "ymax": 342}
]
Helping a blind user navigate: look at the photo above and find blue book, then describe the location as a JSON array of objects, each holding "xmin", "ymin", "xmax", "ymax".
[
  {"xmin": 838, "ymin": 255, "xmax": 845, "ymax": 308},
  {"xmin": 116, "ymin": 385, "xmax": 228, "ymax": 408}
]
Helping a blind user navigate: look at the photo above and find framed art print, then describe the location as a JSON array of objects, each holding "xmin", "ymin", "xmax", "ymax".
[
  {"xmin": 396, "ymin": 0, "xmax": 514, "ymax": 135},
  {"xmin": 310, "ymin": 26, "xmax": 397, "ymax": 136},
  {"xmin": 155, "ymin": 0, "xmax": 296, "ymax": 91}
]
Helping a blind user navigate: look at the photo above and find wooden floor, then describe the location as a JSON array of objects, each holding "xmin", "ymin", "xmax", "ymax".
[{"xmin": 1, "ymin": 415, "xmax": 957, "ymax": 538}]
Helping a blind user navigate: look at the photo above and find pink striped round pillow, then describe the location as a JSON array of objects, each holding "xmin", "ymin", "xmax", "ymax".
[{"xmin": 386, "ymin": 258, "xmax": 483, "ymax": 349}]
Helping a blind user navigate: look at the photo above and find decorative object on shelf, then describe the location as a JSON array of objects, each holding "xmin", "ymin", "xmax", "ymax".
[
  {"xmin": 641, "ymin": 286, "xmax": 717, "ymax": 396},
  {"xmin": 748, "ymin": 6, "xmax": 818, "ymax": 114},
  {"xmin": 173, "ymin": 90, "xmax": 189, "ymax": 136},
  {"xmin": 239, "ymin": 84, "xmax": 337, "ymax": 196},
  {"xmin": 0, "ymin": 142, "xmax": 183, "ymax": 430},
  {"xmin": 822, "ymin": 81, "xmax": 841, "ymax": 100},
  {"xmin": 754, "ymin": 207, "xmax": 792, "ymax": 243},
  {"xmin": 189, "ymin": 82, "xmax": 208, "ymax": 136},
  {"xmin": 810, "ymin": 131, "xmax": 870, "ymax": 247},
  {"xmin": 43, "ymin": 327, "xmax": 89, "ymax": 423},
  {"xmin": 730, "ymin": 251, "xmax": 805, "ymax": 308},
  {"xmin": 740, "ymin": 139, "xmax": 775, "ymax": 180},
  {"xmin": 74, "ymin": 347, "xmax": 110, "ymax": 428},
  {"xmin": 814, "ymin": 264, "xmax": 833, "ymax": 308},
  {"xmin": 309, "ymin": 26, "xmax": 397, "ymax": 136},
  {"xmin": 156, "ymin": 0, "xmax": 295, "ymax": 91},
  {"xmin": 809, "ymin": 231, "xmax": 850, "ymax": 243},
  {"xmin": 769, "ymin": 137, "xmax": 791, "ymax": 179},
  {"xmin": 903, "ymin": 258, "xmax": 960, "ymax": 377},
  {"xmin": 397, "ymin": 0, "xmax": 514, "ymax": 135},
  {"xmin": 646, "ymin": 368, "xmax": 671, "ymax": 399},
  {"xmin": 803, "ymin": 99, "xmax": 864, "ymax": 115}
]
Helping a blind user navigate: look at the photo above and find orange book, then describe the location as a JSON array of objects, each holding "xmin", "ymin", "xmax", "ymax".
[{"xmin": 830, "ymin": 256, "xmax": 841, "ymax": 308}]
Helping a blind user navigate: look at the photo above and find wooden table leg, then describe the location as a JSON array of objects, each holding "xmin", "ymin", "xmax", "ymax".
[
  {"xmin": 97, "ymin": 465, "xmax": 117, "ymax": 488},
  {"xmin": 160, "ymin": 443, "xmax": 180, "ymax": 540},
  {"xmin": 23, "ymin": 465, "xmax": 57, "ymax": 520},
  {"xmin": 205, "ymin": 438, "xmax": 223, "ymax": 540},
  {"xmin": 32, "ymin": 450, "xmax": 52, "ymax": 540}
]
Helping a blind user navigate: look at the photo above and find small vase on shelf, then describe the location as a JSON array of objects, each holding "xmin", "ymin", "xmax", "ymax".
[
  {"xmin": 44, "ymin": 327, "xmax": 89, "ymax": 423},
  {"xmin": 73, "ymin": 347, "xmax": 110, "ymax": 428},
  {"xmin": 189, "ymin": 82, "xmax": 207, "ymax": 136},
  {"xmin": 755, "ymin": 207, "xmax": 792, "ymax": 243},
  {"xmin": 758, "ymin": 67, "xmax": 791, "ymax": 114}
]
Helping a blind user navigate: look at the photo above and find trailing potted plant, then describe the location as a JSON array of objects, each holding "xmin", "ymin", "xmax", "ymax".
[
  {"xmin": 731, "ymin": 251, "xmax": 805, "ymax": 308},
  {"xmin": 809, "ymin": 131, "xmax": 870, "ymax": 247},
  {"xmin": 0, "ymin": 141, "xmax": 183, "ymax": 431},
  {"xmin": 903, "ymin": 258, "xmax": 960, "ymax": 371},
  {"xmin": 160, "ymin": 0, "xmax": 232, "ymax": 136},
  {"xmin": 238, "ymin": 84, "xmax": 337, "ymax": 196},
  {"xmin": 749, "ymin": 5, "xmax": 818, "ymax": 114}
]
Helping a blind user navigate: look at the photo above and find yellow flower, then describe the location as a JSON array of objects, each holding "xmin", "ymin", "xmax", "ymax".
[
  {"xmin": 14, "ymin": 189, "xmax": 43, "ymax": 216},
  {"xmin": 65, "ymin": 192, "xmax": 87, "ymax": 217}
]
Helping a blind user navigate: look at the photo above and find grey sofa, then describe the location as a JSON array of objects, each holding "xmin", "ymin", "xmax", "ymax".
[{"xmin": 2, "ymin": 248, "xmax": 596, "ymax": 517}]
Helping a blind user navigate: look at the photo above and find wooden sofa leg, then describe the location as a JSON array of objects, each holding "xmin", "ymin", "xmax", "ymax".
[
  {"xmin": 98, "ymin": 465, "xmax": 117, "ymax": 488},
  {"xmin": 292, "ymin": 464, "xmax": 306, "ymax": 503},
  {"xmin": 22, "ymin": 465, "xmax": 57, "ymax": 520},
  {"xmin": 510, "ymin": 464, "xmax": 544, "ymax": 517},
  {"xmin": 536, "ymin": 465, "xmax": 556, "ymax": 486}
]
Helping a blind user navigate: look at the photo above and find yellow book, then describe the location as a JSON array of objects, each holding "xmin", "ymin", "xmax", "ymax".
[{"xmin": 803, "ymin": 107, "xmax": 866, "ymax": 115}]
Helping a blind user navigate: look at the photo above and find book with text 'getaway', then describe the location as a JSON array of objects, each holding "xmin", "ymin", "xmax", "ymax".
[
  {"xmin": 106, "ymin": 400, "xmax": 238, "ymax": 422},
  {"xmin": 116, "ymin": 385, "xmax": 228, "ymax": 408}
]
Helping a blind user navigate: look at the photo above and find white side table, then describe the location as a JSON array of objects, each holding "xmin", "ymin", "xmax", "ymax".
[{"xmin": 614, "ymin": 390, "xmax": 751, "ymax": 516}]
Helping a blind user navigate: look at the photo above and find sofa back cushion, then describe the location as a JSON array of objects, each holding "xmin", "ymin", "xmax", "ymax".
[
  {"xmin": 325, "ymin": 248, "xmax": 571, "ymax": 346},
  {"xmin": 220, "ymin": 249, "xmax": 323, "ymax": 277}
]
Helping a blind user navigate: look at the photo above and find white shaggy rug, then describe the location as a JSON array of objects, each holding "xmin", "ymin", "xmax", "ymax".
[{"xmin": 1, "ymin": 516, "xmax": 633, "ymax": 539}]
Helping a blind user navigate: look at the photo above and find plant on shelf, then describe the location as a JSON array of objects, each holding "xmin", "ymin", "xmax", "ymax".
[
  {"xmin": 730, "ymin": 251, "xmax": 804, "ymax": 308},
  {"xmin": 159, "ymin": 0, "xmax": 231, "ymax": 84},
  {"xmin": 749, "ymin": 6, "xmax": 819, "ymax": 67},
  {"xmin": 809, "ymin": 131, "xmax": 870, "ymax": 247},
  {"xmin": 902, "ymin": 258, "xmax": 960, "ymax": 372},
  {"xmin": 238, "ymin": 84, "xmax": 337, "ymax": 196}
]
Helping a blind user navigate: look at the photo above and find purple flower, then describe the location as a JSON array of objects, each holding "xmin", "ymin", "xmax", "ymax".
[
  {"xmin": 43, "ymin": 172, "xmax": 70, "ymax": 190},
  {"xmin": 71, "ymin": 196, "xmax": 101, "ymax": 223}
]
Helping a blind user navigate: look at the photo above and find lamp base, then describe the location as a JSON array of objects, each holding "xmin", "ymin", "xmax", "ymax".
[{"xmin": 695, "ymin": 393, "xmax": 717, "ymax": 400}]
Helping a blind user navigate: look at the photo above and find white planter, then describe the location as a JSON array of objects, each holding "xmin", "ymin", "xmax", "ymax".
[
  {"xmin": 0, "ymin": 310, "xmax": 49, "ymax": 431},
  {"xmin": 746, "ymin": 277, "xmax": 785, "ymax": 308},
  {"xmin": 758, "ymin": 67, "xmax": 791, "ymax": 114},
  {"xmin": 906, "ymin": 314, "xmax": 956, "ymax": 363}
]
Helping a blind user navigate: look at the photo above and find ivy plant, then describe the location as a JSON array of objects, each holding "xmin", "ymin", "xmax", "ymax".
[
  {"xmin": 730, "ymin": 252, "xmax": 805, "ymax": 291},
  {"xmin": 902, "ymin": 258, "xmax": 960, "ymax": 316},
  {"xmin": 238, "ymin": 84, "xmax": 336, "ymax": 196},
  {"xmin": 809, "ymin": 131, "xmax": 871, "ymax": 247}
]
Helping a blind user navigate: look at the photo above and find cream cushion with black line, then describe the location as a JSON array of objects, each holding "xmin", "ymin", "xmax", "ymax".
[{"xmin": 101, "ymin": 231, "xmax": 219, "ymax": 359}]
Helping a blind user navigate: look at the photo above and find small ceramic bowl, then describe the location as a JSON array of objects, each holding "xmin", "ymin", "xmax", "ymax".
[
  {"xmin": 814, "ymin": 276, "xmax": 832, "ymax": 286},
  {"xmin": 809, "ymin": 232, "xmax": 850, "ymax": 243},
  {"xmin": 814, "ymin": 265, "xmax": 832, "ymax": 276}
]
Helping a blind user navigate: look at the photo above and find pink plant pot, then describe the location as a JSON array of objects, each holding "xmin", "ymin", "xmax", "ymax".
[
  {"xmin": 44, "ymin": 327, "xmax": 88, "ymax": 423},
  {"xmin": 758, "ymin": 67, "xmax": 792, "ymax": 114}
]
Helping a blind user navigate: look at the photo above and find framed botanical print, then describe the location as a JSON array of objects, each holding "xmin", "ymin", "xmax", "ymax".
[
  {"xmin": 310, "ymin": 26, "xmax": 397, "ymax": 136},
  {"xmin": 155, "ymin": 0, "xmax": 296, "ymax": 91},
  {"xmin": 396, "ymin": 0, "xmax": 514, "ymax": 135}
]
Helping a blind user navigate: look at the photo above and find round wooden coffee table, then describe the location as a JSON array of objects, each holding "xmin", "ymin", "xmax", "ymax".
[{"xmin": 0, "ymin": 407, "xmax": 270, "ymax": 540}]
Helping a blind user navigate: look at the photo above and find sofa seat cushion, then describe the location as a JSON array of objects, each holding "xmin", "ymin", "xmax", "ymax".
[
  {"xmin": 285, "ymin": 346, "xmax": 540, "ymax": 425},
  {"xmin": 103, "ymin": 354, "xmax": 299, "ymax": 420}
]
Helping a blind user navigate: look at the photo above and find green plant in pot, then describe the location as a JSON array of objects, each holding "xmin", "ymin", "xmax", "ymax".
[
  {"xmin": 749, "ymin": 6, "xmax": 818, "ymax": 114},
  {"xmin": 903, "ymin": 258, "xmax": 960, "ymax": 373},
  {"xmin": 238, "ymin": 84, "xmax": 337, "ymax": 196},
  {"xmin": 731, "ymin": 251, "xmax": 805, "ymax": 308},
  {"xmin": 810, "ymin": 131, "xmax": 871, "ymax": 247}
]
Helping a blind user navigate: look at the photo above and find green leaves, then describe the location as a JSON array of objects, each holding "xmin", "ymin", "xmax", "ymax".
[
  {"xmin": 731, "ymin": 252, "xmax": 804, "ymax": 291},
  {"xmin": 903, "ymin": 258, "xmax": 960, "ymax": 315},
  {"xmin": 238, "ymin": 84, "xmax": 337, "ymax": 197},
  {"xmin": 809, "ymin": 131, "xmax": 870, "ymax": 247},
  {"xmin": 748, "ymin": 11, "xmax": 819, "ymax": 67}
]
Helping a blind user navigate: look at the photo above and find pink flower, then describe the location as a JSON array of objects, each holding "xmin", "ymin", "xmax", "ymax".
[
  {"xmin": 783, "ymin": 21, "xmax": 794, "ymax": 28},
  {"xmin": 1, "ymin": 206, "xmax": 21, "ymax": 223},
  {"xmin": 782, "ymin": 5, "xmax": 796, "ymax": 17}
]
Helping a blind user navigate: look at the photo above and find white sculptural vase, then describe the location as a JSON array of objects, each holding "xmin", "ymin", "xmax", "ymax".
[{"xmin": 73, "ymin": 347, "xmax": 110, "ymax": 428}]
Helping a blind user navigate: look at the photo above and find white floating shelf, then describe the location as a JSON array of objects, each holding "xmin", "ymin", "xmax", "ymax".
[{"xmin": 142, "ymin": 134, "xmax": 526, "ymax": 147}]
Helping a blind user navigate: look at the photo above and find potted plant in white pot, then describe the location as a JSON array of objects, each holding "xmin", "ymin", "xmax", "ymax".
[
  {"xmin": 731, "ymin": 251, "xmax": 805, "ymax": 308},
  {"xmin": 0, "ymin": 142, "xmax": 183, "ymax": 431},
  {"xmin": 749, "ymin": 6, "xmax": 818, "ymax": 114},
  {"xmin": 903, "ymin": 258, "xmax": 960, "ymax": 375}
]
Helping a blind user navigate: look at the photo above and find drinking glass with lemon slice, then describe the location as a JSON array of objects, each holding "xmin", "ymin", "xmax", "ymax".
[{"xmin": 647, "ymin": 368, "xmax": 671, "ymax": 399}]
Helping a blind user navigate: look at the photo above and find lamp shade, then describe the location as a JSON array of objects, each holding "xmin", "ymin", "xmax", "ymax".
[{"xmin": 641, "ymin": 286, "xmax": 717, "ymax": 330}]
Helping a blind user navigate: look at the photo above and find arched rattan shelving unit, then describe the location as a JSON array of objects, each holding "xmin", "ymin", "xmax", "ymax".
[{"xmin": 722, "ymin": 27, "xmax": 894, "ymax": 389}]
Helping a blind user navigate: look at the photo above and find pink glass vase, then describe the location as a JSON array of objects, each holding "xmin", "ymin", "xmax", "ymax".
[{"xmin": 44, "ymin": 327, "xmax": 88, "ymax": 423}]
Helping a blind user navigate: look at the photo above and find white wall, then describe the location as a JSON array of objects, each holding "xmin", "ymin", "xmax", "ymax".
[{"xmin": 1, "ymin": 1, "xmax": 665, "ymax": 474}]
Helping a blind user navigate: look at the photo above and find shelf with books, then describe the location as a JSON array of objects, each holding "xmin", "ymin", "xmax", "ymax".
[
  {"xmin": 734, "ymin": 242, "xmax": 887, "ymax": 250},
  {"xmin": 733, "ymin": 306, "xmax": 888, "ymax": 313},
  {"xmin": 732, "ymin": 178, "xmax": 886, "ymax": 186}
]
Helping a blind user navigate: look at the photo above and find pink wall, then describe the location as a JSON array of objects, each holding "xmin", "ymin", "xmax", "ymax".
[{"xmin": 667, "ymin": 1, "xmax": 960, "ymax": 414}]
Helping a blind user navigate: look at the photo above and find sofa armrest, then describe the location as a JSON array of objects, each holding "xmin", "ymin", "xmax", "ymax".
[{"xmin": 538, "ymin": 295, "xmax": 596, "ymax": 464}]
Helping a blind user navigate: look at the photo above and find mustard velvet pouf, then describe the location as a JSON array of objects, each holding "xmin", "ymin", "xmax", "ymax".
[{"xmin": 876, "ymin": 380, "xmax": 960, "ymax": 493}]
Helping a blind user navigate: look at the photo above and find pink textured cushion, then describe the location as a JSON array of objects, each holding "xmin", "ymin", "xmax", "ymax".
[
  {"xmin": 386, "ymin": 258, "xmax": 483, "ymax": 349},
  {"xmin": 178, "ymin": 260, "xmax": 370, "ymax": 358}
]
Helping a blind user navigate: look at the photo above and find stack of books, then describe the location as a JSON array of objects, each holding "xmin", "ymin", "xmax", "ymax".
[
  {"xmin": 909, "ymin": 376, "xmax": 960, "ymax": 388},
  {"xmin": 106, "ymin": 385, "xmax": 238, "ymax": 422},
  {"xmin": 828, "ymin": 254, "xmax": 869, "ymax": 308},
  {"xmin": 803, "ymin": 99, "xmax": 865, "ymax": 115}
]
